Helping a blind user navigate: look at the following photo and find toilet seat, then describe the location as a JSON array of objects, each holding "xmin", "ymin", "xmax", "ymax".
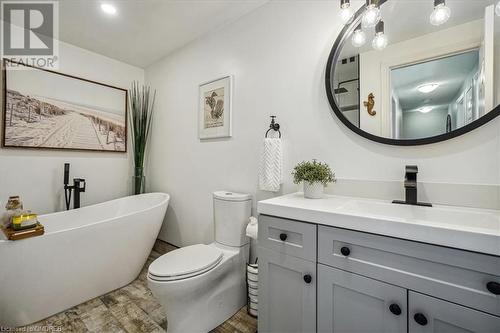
[{"xmin": 148, "ymin": 244, "xmax": 223, "ymax": 281}]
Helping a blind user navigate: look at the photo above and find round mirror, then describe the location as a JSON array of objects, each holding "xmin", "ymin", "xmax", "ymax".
[{"xmin": 326, "ymin": 0, "xmax": 500, "ymax": 145}]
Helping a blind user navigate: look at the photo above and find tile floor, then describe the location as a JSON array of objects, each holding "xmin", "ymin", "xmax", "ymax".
[{"xmin": 18, "ymin": 240, "xmax": 257, "ymax": 333}]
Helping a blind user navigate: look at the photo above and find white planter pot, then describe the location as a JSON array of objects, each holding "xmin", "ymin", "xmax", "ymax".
[{"xmin": 303, "ymin": 182, "xmax": 324, "ymax": 199}]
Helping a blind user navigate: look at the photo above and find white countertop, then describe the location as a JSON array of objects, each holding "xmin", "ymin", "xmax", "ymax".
[{"xmin": 257, "ymin": 193, "xmax": 500, "ymax": 256}]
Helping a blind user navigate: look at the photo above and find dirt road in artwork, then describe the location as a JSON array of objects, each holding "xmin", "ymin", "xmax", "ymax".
[{"xmin": 41, "ymin": 112, "xmax": 103, "ymax": 149}]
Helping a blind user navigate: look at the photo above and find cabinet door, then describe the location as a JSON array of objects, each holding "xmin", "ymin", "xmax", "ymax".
[
  {"xmin": 258, "ymin": 246, "xmax": 316, "ymax": 333},
  {"xmin": 409, "ymin": 291, "xmax": 500, "ymax": 333},
  {"xmin": 318, "ymin": 264, "xmax": 407, "ymax": 333}
]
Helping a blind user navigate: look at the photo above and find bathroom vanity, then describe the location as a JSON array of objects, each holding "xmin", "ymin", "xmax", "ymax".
[{"xmin": 257, "ymin": 193, "xmax": 500, "ymax": 333}]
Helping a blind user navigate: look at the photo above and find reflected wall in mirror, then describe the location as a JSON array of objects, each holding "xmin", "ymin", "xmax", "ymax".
[{"xmin": 327, "ymin": 0, "xmax": 500, "ymax": 145}]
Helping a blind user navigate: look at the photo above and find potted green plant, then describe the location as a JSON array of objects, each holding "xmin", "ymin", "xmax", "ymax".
[
  {"xmin": 292, "ymin": 160, "xmax": 336, "ymax": 199},
  {"xmin": 129, "ymin": 81, "xmax": 156, "ymax": 195}
]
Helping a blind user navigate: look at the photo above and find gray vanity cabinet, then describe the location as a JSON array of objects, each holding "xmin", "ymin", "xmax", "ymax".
[
  {"xmin": 408, "ymin": 291, "xmax": 500, "ymax": 333},
  {"xmin": 318, "ymin": 264, "xmax": 407, "ymax": 333},
  {"xmin": 258, "ymin": 246, "xmax": 316, "ymax": 333},
  {"xmin": 258, "ymin": 215, "xmax": 500, "ymax": 333}
]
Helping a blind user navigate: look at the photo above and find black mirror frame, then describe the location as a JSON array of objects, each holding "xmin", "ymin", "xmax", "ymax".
[{"xmin": 325, "ymin": 1, "xmax": 500, "ymax": 146}]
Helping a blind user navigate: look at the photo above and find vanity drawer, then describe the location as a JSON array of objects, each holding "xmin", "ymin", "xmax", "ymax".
[
  {"xmin": 258, "ymin": 215, "xmax": 317, "ymax": 261},
  {"xmin": 318, "ymin": 226, "xmax": 500, "ymax": 316}
]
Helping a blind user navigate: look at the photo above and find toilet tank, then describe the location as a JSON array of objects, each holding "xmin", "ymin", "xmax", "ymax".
[{"xmin": 213, "ymin": 191, "xmax": 252, "ymax": 247}]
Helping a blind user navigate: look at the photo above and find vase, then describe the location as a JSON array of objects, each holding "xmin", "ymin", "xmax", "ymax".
[
  {"xmin": 133, "ymin": 166, "xmax": 146, "ymax": 195},
  {"xmin": 303, "ymin": 182, "xmax": 324, "ymax": 199}
]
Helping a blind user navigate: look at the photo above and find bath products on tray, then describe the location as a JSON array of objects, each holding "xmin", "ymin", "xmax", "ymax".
[
  {"xmin": 1, "ymin": 196, "xmax": 23, "ymax": 229},
  {"xmin": 1, "ymin": 196, "xmax": 44, "ymax": 240},
  {"xmin": 12, "ymin": 213, "xmax": 38, "ymax": 231}
]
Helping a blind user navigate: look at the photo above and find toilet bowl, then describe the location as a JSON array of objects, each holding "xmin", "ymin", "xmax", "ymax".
[{"xmin": 147, "ymin": 191, "xmax": 252, "ymax": 333}]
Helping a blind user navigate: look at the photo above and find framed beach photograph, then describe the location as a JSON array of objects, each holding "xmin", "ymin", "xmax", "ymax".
[
  {"xmin": 199, "ymin": 76, "xmax": 232, "ymax": 139},
  {"xmin": 2, "ymin": 59, "xmax": 127, "ymax": 152}
]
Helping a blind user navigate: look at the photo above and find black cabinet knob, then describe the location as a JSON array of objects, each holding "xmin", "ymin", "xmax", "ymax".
[
  {"xmin": 389, "ymin": 304, "xmax": 402, "ymax": 316},
  {"xmin": 486, "ymin": 281, "xmax": 500, "ymax": 295},
  {"xmin": 340, "ymin": 246, "xmax": 351, "ymax": 256},
  {"xmin": 414, "ymin": 313, "xmax": 428, "ymax": 326},
  {"xmin": 303, "ymin": 274, "xmax": 312, "ymax": 284},
  {"xmin": 279, "ymin": 233, "xmax": 287, "ymax": 241}
]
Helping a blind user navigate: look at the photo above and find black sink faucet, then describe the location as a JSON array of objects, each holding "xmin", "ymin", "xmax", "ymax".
[
  {"xmin": 393, "ymin": 165, "xmax": 432, "ymax": 207},
  {"xmin": 64, "ymin": 163, "xmax": 86, "ymax": 210}
]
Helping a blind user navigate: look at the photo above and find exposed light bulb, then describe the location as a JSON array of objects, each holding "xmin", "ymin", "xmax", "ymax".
[
  {"xmin": 418, "ymin": 83, "xmax": 439, "ymax": 94},
  {"xmin": 372, "ymin": 33, "xmax": 388, "ymax": 50},
  {"xmin": 362, "ymin": 2, "xmax": 381, "ymax": 29},
  {"xmin": 430, "ymin": 0, "xmax": 451, "ymax": 26},
  {"xmin": 496, "ymin": 1, "xmax": 500, "ymax": 16},
  {"xmin": 340, "ymin": 7, "xmax": 354, "ymax": 24},
  {"xmin": 352, "ymin": 28, "xmax": 367, "ymax": 47},
  {"xmin": 101, "ymin": 3, "xmax": 117, "ymax": 15},
  {"xmin": 372, "ymin": 21, "xmax": 388, "ymax": 51},
  {"xmin": 339, "ymin": 0, "xmax": 354, "ymax": 24}
]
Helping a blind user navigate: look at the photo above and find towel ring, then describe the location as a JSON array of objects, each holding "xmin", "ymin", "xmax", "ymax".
[{"xmin": 265, "ymin": 116, "xmax": 281, "ymax": 138}]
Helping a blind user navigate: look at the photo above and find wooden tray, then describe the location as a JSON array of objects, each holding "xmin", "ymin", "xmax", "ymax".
[{"xmin": 1, "ymin": 224, "xmax": 44, "ymax": 240}]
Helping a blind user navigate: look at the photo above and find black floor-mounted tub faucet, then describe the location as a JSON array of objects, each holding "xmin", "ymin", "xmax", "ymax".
[{"xmin": 64, "ymin": 163, "xmax": 86, "ymax": 210}]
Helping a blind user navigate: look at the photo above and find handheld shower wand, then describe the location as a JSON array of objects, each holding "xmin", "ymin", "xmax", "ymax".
[{"xmin": 64, "ymin": 163, "xmax": 72, "ymax": 210}]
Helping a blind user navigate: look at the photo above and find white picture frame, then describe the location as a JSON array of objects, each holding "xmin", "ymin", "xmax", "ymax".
[{"xmin": 198, "ymin": 76, "xmax": 232, "ymax": 139}]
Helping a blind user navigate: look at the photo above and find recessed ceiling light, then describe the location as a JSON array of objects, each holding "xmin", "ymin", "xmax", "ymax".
[
  {"xmin": 418, "ymin": 106, "xmax": 433, "ymax": 113},
  {"xmin": 418, "ymin": 83, "xmax": 439, "ymax": 94},
  {"xmin": 101, "ymin": 3, "xmax": 117, "ymax": 15}
]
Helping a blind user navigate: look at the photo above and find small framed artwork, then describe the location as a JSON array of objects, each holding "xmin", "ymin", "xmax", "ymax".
[
  {"xmin": 2, "ymin": 59, "xmax": 127, "ymax": 152},
  {"xmin": 199, "ymin": 76, "xmax": 232, "ymax": 139}
]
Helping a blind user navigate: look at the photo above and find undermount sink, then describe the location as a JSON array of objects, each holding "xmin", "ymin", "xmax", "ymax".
[{"xmin": 338, "ymin": 199, "xmax": 500, "ymax": 236}]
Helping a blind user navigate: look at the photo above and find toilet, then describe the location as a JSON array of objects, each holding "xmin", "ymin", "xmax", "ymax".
[{"xmin": 147, "ymin": 191, "xmax": 251, "ymax": 333}]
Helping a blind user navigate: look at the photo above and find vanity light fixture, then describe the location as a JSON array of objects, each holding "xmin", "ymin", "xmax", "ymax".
[
  {"xmin": 351, "ymin": 26, "xmax": 367, "ymax": 47},
  {"xmin": 372, "ymin": 21, "xmax": 388, "ymax": 51},
  {"xmin": 101, "ymin": 3, "xmax": 117, "ymax": 15},
  {"xmin": 339, "ymin": 0, "xmax": 354, "ymax": 24},
  {"xmin": 496, "ymin": 1, "xmax": 500, "ymax": 16},
  {"xmin": 418, "ymin": 106, "xmax": 433, "ymax": 113},
  {"xmin": 418, "ymin": 83, "xmax": 439, "ymax": 93},
  {"xmin": 362, "ymin": 0, "xmax": 381, "ymax": 29},
  {"xmin": 430, "ymin": 0, "xmax": 451, "ymax": 26}
]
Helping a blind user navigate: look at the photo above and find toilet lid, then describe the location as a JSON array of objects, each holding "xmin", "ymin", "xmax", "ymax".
[{"xmin": 148, "ymin": 244, "xmax": 223, "ymax": 280}]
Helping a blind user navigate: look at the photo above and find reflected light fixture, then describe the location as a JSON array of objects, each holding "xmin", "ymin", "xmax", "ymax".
[
  {"xmin": 362, "ymin": 0, "xmax": 381, "ymax": 29},
  {"xmin": 352, "ymin": 26, "xmax": 367, "ymax": 47},
  {"xmin": 496, "ymin": 1, "xmax": 500, "ymax": 16},
  {"xmin": 418, "ymin": 106, "xmax": 433, "ymax": 113},
  {"xmin": 430, "ymin": 0, "xmax": 451, "ymax": 26},
  {"xmin": 372, "ymin": 21, "xmax": 388, "ymax": 51},
  {"xmin": 101, "ymin": 3, "xmax": 117, "ymax": 15},
  {"xmin": 418, "ymin": 83, "xmax": 439, "ymax": 93},
  {"xmin": 340, "ymin": 0, "xmax": 354, "ymax": 25}
]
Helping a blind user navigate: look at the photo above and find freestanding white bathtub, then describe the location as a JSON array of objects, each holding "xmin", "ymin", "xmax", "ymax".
[{"xmin": 0, "ymin": 192, "xmax": 169, "ymax": 327}]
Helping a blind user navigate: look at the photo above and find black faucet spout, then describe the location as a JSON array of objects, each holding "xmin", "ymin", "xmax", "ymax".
[
  {"xmin": 72, "ymin": 178, "xmax": 86, "ymax": 210},
  {"xmin": 393, "ymin": 165, "xmax": 432, "ymax": 207}
]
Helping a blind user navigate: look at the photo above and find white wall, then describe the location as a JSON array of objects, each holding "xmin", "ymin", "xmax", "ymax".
[
  {"xmin": 145, "ymin": 1, "xmax": 500, "ymax": 247},
  {"xmin": 0, "ymin": 41, "xmax": 144, "ymax": 214}
]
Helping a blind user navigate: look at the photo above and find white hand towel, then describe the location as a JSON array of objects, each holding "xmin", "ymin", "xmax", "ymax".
[{"xmin": 259, "ymin": 138, "xmax": 282, "ymax": 192}]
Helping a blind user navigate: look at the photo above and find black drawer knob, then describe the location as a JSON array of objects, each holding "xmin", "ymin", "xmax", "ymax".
[
  {"xmin": 303, "ymin": 274, "xmax": 312, "ymax": 284},
  {"xmin": 414, "ymin": 313, "xmax": 428, "ymax": 326},
  {"xmin": 389, "ymin": 304, "xmax": 402, "ymax": 316},
  {"xmin": 279, "ymin": 233, "xmax": 287, "ymax": 241},
  {"xmin": 486, "ymin": 281, "xmax": 500, "ymax": 295},
  {"xmin": 340, "ymin": 246, "xmax": 351, "ymax": 256}
]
